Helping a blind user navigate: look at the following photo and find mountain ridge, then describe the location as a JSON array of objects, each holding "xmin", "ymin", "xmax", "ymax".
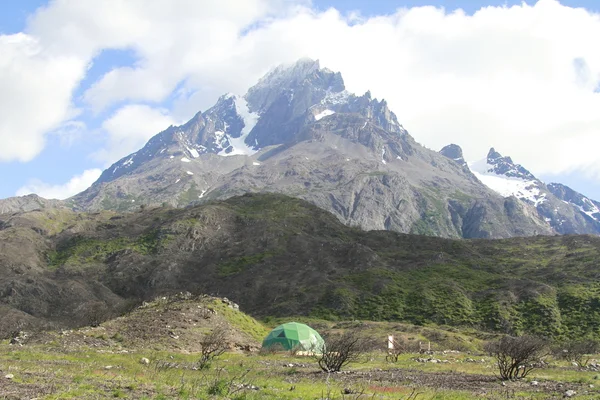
[
  {"xmin": 3, "ymin": 58, "xmax": 598, "ymax": 238},
  {"xmin": 456, "ymin": 145, "xmax": 600, "ymax": 235},
  {"xmin": 66, "ymin": 59, "xmax": 559, "ymax": 239}
]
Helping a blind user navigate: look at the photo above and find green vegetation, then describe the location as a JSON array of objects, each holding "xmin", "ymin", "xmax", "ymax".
[
  {"xmin": 178, "ymin": 182, "xmax": 203, "ymax": 206},
  {"xmin": 2, "ymin": 335, "xmax": 600, "ymax": 399},
  {"xmin": 47, "ymin": 231, "xmax": 164, "ymax": 269},
  {"xmin": 217, "ymin": 251, "xmax": 280, "ymax": 277},
  {"xmin": 3, "ymin": 194, "xmax": 600, "ymax": 343}
]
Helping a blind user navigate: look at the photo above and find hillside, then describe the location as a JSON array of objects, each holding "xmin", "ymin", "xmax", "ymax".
[{"xmin": 1, "ymin": 193, "xmax": 599, "ymax": 339}]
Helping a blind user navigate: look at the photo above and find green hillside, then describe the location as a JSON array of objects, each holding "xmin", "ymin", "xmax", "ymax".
[{"xmin": 1, "ymin": 193, "xmax": 599, "ymax": 339}]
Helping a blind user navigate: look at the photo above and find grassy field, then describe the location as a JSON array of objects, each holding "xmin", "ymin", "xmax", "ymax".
[{"xmin": 2, "ymin": 335, "xmax": 600, "ymax": 399}]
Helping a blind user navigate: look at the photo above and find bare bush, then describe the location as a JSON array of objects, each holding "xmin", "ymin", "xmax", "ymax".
[
  {"xmin": 554, "ymin": 339, "xmax": 600, "ymax": 367},
  {"xmin": 313, "ymin": 331, "xmax": 369, "ymax": 373},
  {"xmin": 197, "ymin": 325, "xmax": 229, "ymax": 369},
  {"xmin": 484, "ymin": 335, "xmax": 548, "ymax": 380}
]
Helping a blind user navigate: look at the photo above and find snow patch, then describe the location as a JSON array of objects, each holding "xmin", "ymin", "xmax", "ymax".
[
  {"xmin": 122, "ymin": 157, "xmax": 134, "ymax": 167},
  {"xmin": 381, "ymin": 148, "xmax": 387, "ymax": 165},
  {"xmin": 470, "ymin": 159, "xmax": 546, "ymax": 206},
  {"xmin": 199, "ymin": 189, "xmax": 207, "ymax": 198},
  {"xmin": 568, "ymin": 197, "xmax": 600, "ymax": 221},
  {"xmin": 186, "ymin": 146, "xmax": 200, "ymax": 158},
  {"xmin": 169, "ymin": 155, "xmax": 174, "ymax": 159},
  {"xmin": 175, "ymin": 178, "xmax": 181, "ymax": 183},
  {"xmin": 181, "ymin": 157, "xmax": 191, "ymax": 163},
  {"xmin": 186, "ymin": 171, "xmax": 194, "ymax": 175},
  {"xmin": 315, "ymin": 109, "xmax": 335, "ymax": 121},
  {"xmin": 252, "ymin": 161, "xmax": 261, "ymax": 166},
  {"xmin": 217, "ymin": 97, "xmax": 259, "ymax": 157}
]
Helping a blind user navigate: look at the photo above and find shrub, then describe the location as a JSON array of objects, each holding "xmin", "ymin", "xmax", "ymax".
[
  {"xmin": 554, "ymin": 339, "xmax": 600, "ymax": 367},
  {"xmin": 313, "ymin": 331, "xmax": 369, "ymax": 372},
  {"xmin": 485, "ymin": 335, "xmax": 547, "ymax": 380},
  {"xmin": 197, "ymin": 325, "xmax": 228, "ymax": 369}
]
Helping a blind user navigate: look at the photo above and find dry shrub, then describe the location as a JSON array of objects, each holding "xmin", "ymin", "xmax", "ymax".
[
  {"xmin": 313, "ymin": 331, "xmax": 369, "ymax": 372},
  {"xmin": 197, "ymin": 325, "xmax": 229, "ymax": 369},
  {"xmin": 484, "ymin": 335, "xmax": 547, "ymax": 380},
  {"xmin": 554, "ymin": 339, "xmax": 600, "ymax": 367}
]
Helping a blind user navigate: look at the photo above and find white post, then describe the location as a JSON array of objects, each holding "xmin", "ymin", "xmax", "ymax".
[{"xmin": 388, "ymin": 335, "xmax": 394, "ymax": 350}]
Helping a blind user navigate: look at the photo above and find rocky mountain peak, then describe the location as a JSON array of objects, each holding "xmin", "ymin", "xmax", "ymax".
[
  {"xmin": 67, "ymin": 57, "xmax": 600, "ymax": 239},
  {"xmin": 484, "ymin": 147, "xmax": 536, "ymax": 181},
  {"xmin": 245, "ymin": 58, "xmax": 345, "ymax": 114},
  {"xmin": 487, "ymin": 147, "xmax": 503, "ymax": 162},
  {"xmin": 440, "ymin": 144, "xmax": 466, "ymax": 166}
]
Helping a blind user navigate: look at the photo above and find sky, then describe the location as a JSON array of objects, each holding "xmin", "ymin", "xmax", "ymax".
[{"xmin": 1, "ymin": 0, "xmax": 600, "ymax": 201}]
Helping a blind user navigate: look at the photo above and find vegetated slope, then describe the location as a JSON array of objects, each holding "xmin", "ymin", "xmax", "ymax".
[
  {"xmin": 28, "ymin": 293, "xmax": 267, "ymax": 352},
  {"xmin": 1, "ymin": 194, "xmax": 599, "ymax": 339}
]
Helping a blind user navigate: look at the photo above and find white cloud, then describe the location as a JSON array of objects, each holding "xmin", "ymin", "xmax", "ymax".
[
  {"xmin": 0, "ymin": 33, "xmax": 86, "ymax": 162},
  {"xmin": 16, "ymin": 169, "xmax": 102, "ymax": 200},
  {"xmin": 4, "ymin": 0, "xmax": 600, "ymax": 187},
  {"xmin": 94, "ymin": 104, "xmax": 177, "ymax": 164}
]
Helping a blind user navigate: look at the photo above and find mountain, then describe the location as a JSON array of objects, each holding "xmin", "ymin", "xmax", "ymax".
[
  {"xmin": 2, "ymin": 194, "xmax": 600, "ymax": 339},
  {"xmin": 0, "ymin": 194, "xmax": 65, "ymax": 214},
  {"xmin": 462, "ymin": 147, "xmax": 600, "ymax": 235},
  {"xmin": 71, "ymin": 58, "xmax": 553, "ymax": 239},
  {"xmin": 548, "ymin": 182, "xmax": 600, "ymax": 223}
]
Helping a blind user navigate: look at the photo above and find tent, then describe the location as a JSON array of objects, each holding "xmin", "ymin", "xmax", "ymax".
[{"xmin": 262, "ymin": 322, "xmax": 324, "ymax": 351}]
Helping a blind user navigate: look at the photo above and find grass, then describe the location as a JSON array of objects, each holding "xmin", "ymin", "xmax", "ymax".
[{"xmin": 2, "ymin": 343, "xmax": 600, "ymax": 399}]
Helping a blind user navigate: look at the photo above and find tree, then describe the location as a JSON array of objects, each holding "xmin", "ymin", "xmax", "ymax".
[
  {"xmin": 485, "ymin": 335, "xmax": 547, "ymax": 380},
  {"xmin": 197, "ymin": 325, "xmax": 229, "ymax": 369},
  {"xmin": 313, "ymin": 331, "xmax": 368, "ymax": 373}
]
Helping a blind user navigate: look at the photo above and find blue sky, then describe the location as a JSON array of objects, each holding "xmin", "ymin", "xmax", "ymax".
[
  {"xmin": 312, "ymin": 0, "xmax": 600, "ymax": 14},
  {"xmin": 1, "ymin": 0, "xmax": 599, "ymax": 201}
]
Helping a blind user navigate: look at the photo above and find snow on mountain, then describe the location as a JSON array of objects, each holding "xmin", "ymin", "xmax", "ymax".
[
  {"xmin": 77, "ymin": 58, "xmax": 600, "ymax": 238},
  {"xmin": 314, "ymin": 109, "xmax": 335, "ymax": 121},
  {"xmin": 217, "ymin": 96, "xmax": 259, "ymax": 157},
  {"xmin": 548, "ymin": 182, "xmax": 600, "ymax": 223},
  {"xmin": 186, "ymin": 146, "xmax": 200, "ymax": 158},
  {"xmin": 469, "ymin": 149, "xmax": 546, "ymax": 206}
]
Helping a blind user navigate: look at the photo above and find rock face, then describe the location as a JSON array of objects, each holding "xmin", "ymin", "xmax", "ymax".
[
  {"xmin": 548, "ymin": 183, "xmax": 600, "ymax": 224},
  {"xmin": 461, "ymin": 146, "xmax": 600, "ymax": 235},
  {"xmin": 0, "ymin": 194, "xmax": 65, "ymax": 214},
  {"xmin": 485, "ymin": 148, "xmax": 536, "ymax": 180},
  {"xmin": 67, "ymin": 59, "xmax": 558, "ymax": 239},
  {"xmin": 439, "ymin": 144, "xmax": 467, "ymax": 167}
]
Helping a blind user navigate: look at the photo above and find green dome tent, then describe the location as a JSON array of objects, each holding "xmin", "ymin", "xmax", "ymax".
[{"xmin": 262, "ymin": 322, "xmax": 324, "ymax": 351}]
